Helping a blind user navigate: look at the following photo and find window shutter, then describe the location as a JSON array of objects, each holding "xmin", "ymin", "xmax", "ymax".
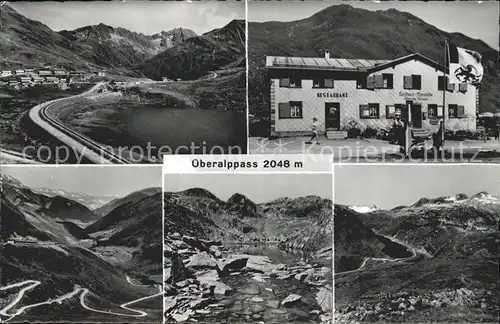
[
  {"xmin": 278, "ymin": 102, "xmax": 290, "ymax": 118},
  {"xmin": 374, "ymin": 74, "xmax": 383, "ymax": 88},
  {"xmin": 404, "ymin": 75, "xmax": 413, "ymax": 89},
  {"xmin": 446, "ymin": 80, "xmax": 455, "ymax": 91},
  {"xmin": 279, "ymin": 78, "xmax": 290, "ymax": 87},
  {"xmin": 367, "ymin": 76, "xmax": 374, "ymax": 89},
  {"xmin": 325, "ymin": 78, "xmax": 334, "ymax": 88},
  {"xmin": 459, "ymin": 83, "xmax": 467, "ymax": 92},
  {"xmin": 458, "ymin": 105, "xmax": 465, "ymax": 117},
  {"xmin": 359, "ymin": 104, "xmax": 367, "ymax": 117}
]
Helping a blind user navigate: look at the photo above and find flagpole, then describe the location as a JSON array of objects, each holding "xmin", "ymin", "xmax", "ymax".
[{"xmin": 442, "ymin": 39, "xmax": 447, "ymax": 146}]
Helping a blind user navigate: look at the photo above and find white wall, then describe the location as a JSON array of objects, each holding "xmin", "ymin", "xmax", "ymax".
[{"xmin": 271, "ymin": 59, "xmax": 477, "ymax": 134}]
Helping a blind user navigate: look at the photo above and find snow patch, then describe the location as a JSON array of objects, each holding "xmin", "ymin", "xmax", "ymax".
[{"xmin": 349, "ymin": 205, "xmax": 377, "ymax": 213}]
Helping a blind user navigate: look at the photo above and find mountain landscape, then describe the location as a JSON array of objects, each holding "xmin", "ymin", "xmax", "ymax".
[
  {"xmin": 0, "ymin": 172, "xmax": 162, "ymax": 323},
  {"xmin": 0, "ymin": 2, "xmax": 247, "ymax": 161},
  {"xmin": 0, "ymin": 3, "xmax": 242, "ymax": 81},
  {"xmin": 248, "ymin": 4, "xmax": 499, "ymax": 116},
  {"xmin": 139, "ymin": 19, "xmax": 245, "ymax": 81},
  {"xmin": 164, "ymin": 188, "xmax": 333, "ymax": 323},
  {"xmin": 335, "ymin": 193, "xmax": 499, "ymax": 323}
]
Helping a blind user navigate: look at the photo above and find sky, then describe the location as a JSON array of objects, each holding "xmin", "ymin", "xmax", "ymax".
[
  {"xmin": 248, "ymin": 0, "xmax": 499, "ymax": 50},
  {"xmin": 8, "ymin": 0, "xmax": 245, "ymax": 35},
  {"xmin": 334, "ymin": 164, "xmax": 500, "ymax": 209},
  {"xmin": 164, "ymin": 173, "xmax": 333, "ymax": 203},
  {"xmin": 1, "ymin": 165, "xmax": 161, "ymax": 198}
]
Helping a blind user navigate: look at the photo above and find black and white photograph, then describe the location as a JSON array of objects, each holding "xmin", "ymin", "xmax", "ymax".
[
  {"xmin": 334, "ymin": 164, "xmax": 500, "ymax": 323},
  {"xmin": 0, "ymin": 165, "xmax": 163, "ymax": 322},
  {"xmin": 248, "ymin": 0, "xmax": 500, "ymax": 162},
  {"xmin": 163, "ymin": 173, "xmax": 333, "ymax": 323},
  {"xmin": 0, "ymin": 0, "xmax": 247, "ymax": 164}
]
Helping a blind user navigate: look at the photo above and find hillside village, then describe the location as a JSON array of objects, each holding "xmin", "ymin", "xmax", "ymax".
[{"xmin": 0, "ymin": 67, "xmax": 105, "ymax": 90}]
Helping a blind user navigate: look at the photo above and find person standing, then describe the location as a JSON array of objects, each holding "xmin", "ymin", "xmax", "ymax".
[
  {"xmin": 494, "ymin": 122, "xmax": 499, "ymax": 141},
  {"xmin": 433, "ymin": 120, "xmax": 444, "ymax": 154},
  {"xmin": 305, "ymin": 118, "xmax": 320, "ymax": 145}
]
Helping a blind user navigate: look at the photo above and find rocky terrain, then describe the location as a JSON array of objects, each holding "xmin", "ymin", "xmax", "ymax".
[
  {"xmin": 335, "ymin": 193, "xmax": 499, "ymax": 323},
  {"xmin": 164, "ymin": 189, "xmax": 333, "ymax": 323},
  {"xmin": 248, "ymin": 4, "xmax": 499, "ymax": 124},
  {"xmin": 0, "ymin": 172, "xmax": 163, "ymax": 322}
]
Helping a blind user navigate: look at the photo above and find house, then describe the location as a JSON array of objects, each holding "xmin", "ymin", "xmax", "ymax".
[
  {"xmin": 1, "ymin": 70, "xmax": 12, "ymax": 76},
  {"xmin": 38, "ymin": 70, "xmax": 53, "ymax": 76},
  {"xmin": 266, "ymin": 51, "xmax": 478, "ymax": 137},
  {"xmin": 20, "ymin": 77, "xmax": 32, "ymax": 83},
  {"xmin": 15, "ymin": 69, "xmax": 25, "ymax": 74},
  {"xmin": 54, "ymin": 70, "xmax": 66, "ymax": 76},
  {"xmin": 98, "ymin": 71, "xmax": 106, "ymax": 77},
  {"xmin": 45, "ymin": 76, "xmax": 58, "ymax": 83}
]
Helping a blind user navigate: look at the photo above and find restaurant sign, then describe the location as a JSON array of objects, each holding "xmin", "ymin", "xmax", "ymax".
[
  {"xmin": 317, "ymin": 92, "xmax": 348, "ymax": 98},
  {"xmin": 399, "ymin": 91, "xmax": 433, "ymax": 101}
]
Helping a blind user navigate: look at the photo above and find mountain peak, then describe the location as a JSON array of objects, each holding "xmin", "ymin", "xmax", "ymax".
[{"xmin": 180, "ymin": 188, "xmax": 218, "ymax": 200}]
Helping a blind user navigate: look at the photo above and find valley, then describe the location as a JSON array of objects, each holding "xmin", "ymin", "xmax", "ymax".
[
  {"xmin": 0, "ymin": 170, "xmax": 163, "ymax": 322},
  {"xmin": 163, "ymin": 189, "xmax": 333, "ymax": 323},
  {"xmin": 0, "ymin": 2, "xmax": 247, "ymax": 162},
  {"xmin": 334, "ymin": 193, "xmax": 500, "ymax": 323}
]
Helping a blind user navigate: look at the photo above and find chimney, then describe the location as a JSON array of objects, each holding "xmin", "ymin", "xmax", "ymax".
[{"xmin": 325, "ymin": 49, "xmax": 330, "ymax": 59}]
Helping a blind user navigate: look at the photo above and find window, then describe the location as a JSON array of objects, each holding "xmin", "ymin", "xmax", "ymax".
[
  {"xmin": 447, "ymin": 105, "xmax": 466, "ymax": 118},
  {"xmin": 382, "ymin": 74, "xmax": 393, "ymax": 89},
  {"xmin": 364, "ymin": 74, "xmax": 393, "ymax": 89},
  {"xmin": 279, "ymin": 76, "xmax": 301, "ymax": 88},
  {"xmin": 360, "ymin": 103, "xmax": 380, "ymax": 119},
  {"xmin": 290, "ymin": 102, "xmax": 302, "ymax": 117},
  {"xmin": 278, "ymin": 101, "xmax": 303, "ymax": 119},
  {"xmin": 357, "ymin": 77, "xmax": 367, "ymax": 89},
  {"xmin": 313, "ymin": 78, "xmax": 334, "ymax": 88},
  {"xmin": 403, "ymin": 74, "xmax": 421, "ymax": 90},
  {"xmin": 386, "ymin": 104, "xmax": 404, "ymax": 119},
  {"xmin": 438, "ymin": 76, "xmax": 455, "ymax": 92},
  {"xmin": 428, "ymin": 104, "xmax": 438, "ymax": 117},
  {"xmin": 458, "ymin": 83, "xmax": 468, "ymax": 93}
]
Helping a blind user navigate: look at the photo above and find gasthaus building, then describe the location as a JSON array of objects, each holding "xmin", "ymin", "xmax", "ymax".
[{"xmin": 266, "ymin": 51, "xmax": 478, "ymax": 138}]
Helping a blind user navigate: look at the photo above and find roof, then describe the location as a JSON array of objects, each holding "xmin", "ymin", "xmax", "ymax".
[{"xmin": 266, "ymin": 53, "xmax": 447, "ymax": 73}]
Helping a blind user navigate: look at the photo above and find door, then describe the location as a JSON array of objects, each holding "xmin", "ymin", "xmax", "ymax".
[
  {"xmin": 325, "ymin": 103, "xmax": 340, "ymax": 130},
  {"xmin": 411, "ymin": 104, "xmax": 422, "ymax": 128}
]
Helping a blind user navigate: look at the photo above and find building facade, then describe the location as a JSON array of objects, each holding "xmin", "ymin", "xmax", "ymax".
[{"xmin": 266, "ymin": 53, "xmax": 478, "ymax": 137}]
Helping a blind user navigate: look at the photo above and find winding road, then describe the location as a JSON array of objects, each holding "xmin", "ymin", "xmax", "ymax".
[
  {"xmin": 335, "ymin": 235, "xmax": 420, "ymax": 276},
  {"xmin": 0, "ymin": 278, "xmax": 161, "ymax": 322},
  {"xmin": 28, "ymin": 82, "xmax": 131, "ymax": 164}
]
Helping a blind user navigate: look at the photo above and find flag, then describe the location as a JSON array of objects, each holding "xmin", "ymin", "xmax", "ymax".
[{"xmin": 447, "ymin": 43, "xmax": 484, "ymax": 84}]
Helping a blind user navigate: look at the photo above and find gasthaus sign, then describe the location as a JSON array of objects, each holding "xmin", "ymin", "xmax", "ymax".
[{"xmin": 399, "ymin": 91, "xmax": 433, "ymax": 101}]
